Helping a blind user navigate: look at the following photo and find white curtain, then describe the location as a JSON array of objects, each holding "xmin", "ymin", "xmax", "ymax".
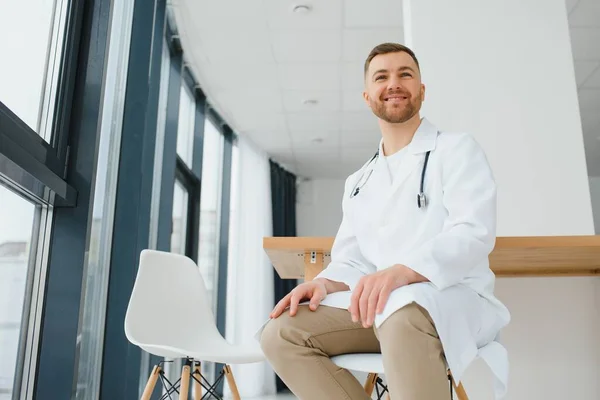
[{"xmin": 224, "ymin": 135, "xmax": 276, "ymax": 398}]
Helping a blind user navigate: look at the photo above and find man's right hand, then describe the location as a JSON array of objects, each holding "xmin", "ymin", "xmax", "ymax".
[{"xmin": 270, "ymin": 279, "xmax": 328, "ymax": 318}]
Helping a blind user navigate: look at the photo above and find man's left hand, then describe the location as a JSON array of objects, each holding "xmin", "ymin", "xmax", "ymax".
[{"xmin": 349, "ymin": 264, "xmax": 427, "ymax": 328}]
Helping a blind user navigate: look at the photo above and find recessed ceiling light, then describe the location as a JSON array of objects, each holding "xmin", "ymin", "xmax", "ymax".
[
  {"xmin": 292, "ymin": 4, "xmax": 311, "ymax": 14},
  {"xmin": 302, "ymin": 99, "xmax": 318, "ymax": 105},
  {"xmin": 311, "ymin": 138, "xmax": 324, "ymax": 144}
]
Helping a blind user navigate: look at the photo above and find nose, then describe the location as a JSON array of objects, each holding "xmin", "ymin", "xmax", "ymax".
[{"xmin": 387, "ymin": 75, "xmax": 404, "ymax": 91}]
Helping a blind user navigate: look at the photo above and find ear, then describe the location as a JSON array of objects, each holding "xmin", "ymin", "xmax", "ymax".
[
  {"xmin": 421, "ymin": 84, "xmax": 426, "ymax": 102},
  {"xmin": 362, "ymin": 90, "xmax": 371, "ymax": 108}
]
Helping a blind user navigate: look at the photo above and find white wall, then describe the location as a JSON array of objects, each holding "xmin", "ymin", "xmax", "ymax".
[
  {"xmin": 296, "ymin": 179, "xmax": 345, "ymax": 237},
  {"xmin": 403, "ymin": 0, "xmax": 599, "ymax": 398}
]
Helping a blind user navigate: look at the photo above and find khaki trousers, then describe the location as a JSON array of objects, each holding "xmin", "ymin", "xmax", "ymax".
[{"xmin": 260, "ymin": 303, "xmax": 450, "ymax": 400}]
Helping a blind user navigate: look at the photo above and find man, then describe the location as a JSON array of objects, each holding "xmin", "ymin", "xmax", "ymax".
[{"xmin": 259, "ymin": 43, "xmax": 511, "ymax": 399}]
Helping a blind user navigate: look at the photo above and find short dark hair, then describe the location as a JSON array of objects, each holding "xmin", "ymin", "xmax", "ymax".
[{"xmin": 364, "ymin": 43, "xmax": 420, "ymax": 76}]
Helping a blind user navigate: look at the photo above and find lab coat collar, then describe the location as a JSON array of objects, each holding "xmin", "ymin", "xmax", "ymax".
[
  {"xmin": 371, "ymin": 117, "xmax": 439, "ymax": 204},
  {"xmin": 377, "ymin": 117, "xmax": 439, "ymax": 156}
]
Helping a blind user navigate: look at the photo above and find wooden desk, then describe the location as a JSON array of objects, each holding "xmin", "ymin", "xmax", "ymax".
[{"xmin": 263, "ymin": 235, "xmax": 600, "ymax": 281}]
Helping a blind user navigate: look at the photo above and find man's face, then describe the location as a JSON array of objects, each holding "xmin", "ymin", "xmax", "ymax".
[{"xmin": 363, "ymin": 51, "xmax": 425, "ymax": 124}]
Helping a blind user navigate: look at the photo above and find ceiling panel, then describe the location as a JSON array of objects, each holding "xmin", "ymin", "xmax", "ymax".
[
  {"xmin": 230, "ymin": 111, "xmax": 287, "ymax": 133},
  {"xmin": 566, "ymin": 0, "xmax": 581, "ymax": 13},
  {"xmin": 271, "ymin": 30, "xmax": 342, "ymax": 62},
  {"xmin": 341, "ymin": 146, "xmax": 378, "ymax": 165},
  {"xmin": 342, "ymin": 28, "xmax": 404, "ymax": 62},
  {"xmin": 178, "ymin": 0, "xmax": 267, "ymax": 30},
  {"xmin": 195, "ymin": 29, "xmax": 275, "ymax": 63},
  {"xmin": 212, "ymin": 89, "xmax": 283, "ymax": 114},
  {"xmin": 342, "ymin": 62, "xmax": 366, "ymax": 90},
  {"xmin": 264, "ymin": 0, "xmax": 343, "ymax": 30},
  {"xmin": 340, "ymin": 130, "xmax": 380, "ymax": 148},
  {"xmin": 341, "ymin": 111, "xmax": 379, "ymax": 131},
  {"xmin": 291, "ymin": 129, "xmax": 340, "ymax": 149},
  {"xmin": 282, "ymin": 90, "xmax": 341, "ymax": 112},
  {"xmin": 195, "ymin": 63, "xmax": 280, "ymax": 90},
  {"xmin": 569, "ymin": 28, "xmax": 600, "ymax": 59},
  {"xmin": 581, "ymin": 109, "xmax": 600, "ymax": 134},
  {"xmin": 574, "ymin": 61, "xmax": 600, "ymax": 87},
  {"xmin": 568, "ymin": 0, "xmax": 600, "ymax": 27},
  {"xmin": 583, "ymin": 66, "xmax": 600, "ymax": 87},
  {"xmin": 344, "ymin": 0, "xmax": 405, "ymax": 28},
  {"xmin": 578, "ymin": 89, "xmax": 600, "ymax": 109},
  {"xmin": 245, "ymin": 131, "xmax": 292, "ymax": 154},
  {"xmin": 278, "ymin": 64, "xmax": 341, "ymax": 91},
  {"xmin": 342, "ymin": 91, "xmax": 367, "ymax": 111},
  {"xmin": 287, "ymin": 112, "xmax": 341, "ymax": 133}
]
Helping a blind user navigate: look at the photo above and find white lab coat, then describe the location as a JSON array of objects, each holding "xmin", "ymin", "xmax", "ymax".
[{"xmin": 315, "ymin": 118, "xmax": 511, "ymax": 398}]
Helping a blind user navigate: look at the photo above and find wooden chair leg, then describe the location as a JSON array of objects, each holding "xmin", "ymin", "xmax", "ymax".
[
  {"xmin": 192, "ymin": 362, "xmax": 202, "ymax": 400},
  {"xmin": 141, "ymin": 365, "xmax": 161, "ymax": 400},
  {"xmin": 224, "ymin": 365, "xmax": 241, "ymax": 400},
  {"xmin": 448, "ymin": 370, "xmax": 469, "ymax": 400},
  {"xmin": 179, "ymin": 361, "xmax": 191, "ymax": 400},
  {"xmin": 364, "ymin": 373, "xmax": 378, "ymax": 396}
]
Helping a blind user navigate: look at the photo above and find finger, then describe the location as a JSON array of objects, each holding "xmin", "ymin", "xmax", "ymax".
[
  {"xmin": 366, "ymin": 285, "xmax": 381, "ymax": 327},
  {"xmin": 270, "ymin": 293, "xmax": 291, "ymax": 318},
  {"xmin": 350, "ymin": 281, "xmax": 364, "ymax": 323},
  {"xmin": 359, "ymin": 283, "xmax": 371, "ymax": 327},
  {"xmin": 376, "ymin": 283, "xmax": 391, "ymax": 315},
  {"xmin": 309, "ymin": 289, "xmax": 324, "ymax": 311},
  {"xmin": 289, "ymin": 291, "xmax": 303, "ymax": 316}
]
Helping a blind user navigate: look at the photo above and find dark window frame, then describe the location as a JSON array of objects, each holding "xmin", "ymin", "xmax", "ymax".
[{"xmin": 0, "ymin": 0, "xmax": 89, "ymax": 207}]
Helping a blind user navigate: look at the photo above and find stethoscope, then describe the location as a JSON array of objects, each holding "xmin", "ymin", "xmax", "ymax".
[{"xmin": 350, "ymin": 149, "xmax": 431, "ymax": 209}]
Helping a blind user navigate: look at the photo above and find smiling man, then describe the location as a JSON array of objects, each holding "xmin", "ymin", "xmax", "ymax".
[{"xmin": 259, "ymin": 43, "xmax": 511, "ymax": 400}]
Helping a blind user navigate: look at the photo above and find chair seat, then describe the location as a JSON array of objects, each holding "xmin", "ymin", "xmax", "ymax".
[
  {"xmin": 138, "ymin": 341, "xmax": 265, "ymax": 364},
  {"xmin": 331, "ymin": 353, "xmax": 385, "ymax": 374}
]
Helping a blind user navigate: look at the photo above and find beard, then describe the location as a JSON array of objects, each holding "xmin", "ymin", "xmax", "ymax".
[{"xmin": 370, "ymin": 91, "xmax": 422, "ymax": 124}]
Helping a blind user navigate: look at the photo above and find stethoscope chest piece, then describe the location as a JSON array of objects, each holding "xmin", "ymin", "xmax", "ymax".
[{"xmin": 417, "ymin": 192, "xmax": 427, "ymax": 208}]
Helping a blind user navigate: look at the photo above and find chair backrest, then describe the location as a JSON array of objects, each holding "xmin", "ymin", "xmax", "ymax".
[{"xmin": 124, "ymin": 249, "xmax": 223, "ymax": 350}]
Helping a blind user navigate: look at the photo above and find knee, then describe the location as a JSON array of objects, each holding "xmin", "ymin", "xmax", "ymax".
[
  {"xmin": 259, "ymin": 313, "xmax": 304, "ymax": 362},
  {"xmin": 377, "ymin": 303, "xmax": 436, "ymax": 339}
]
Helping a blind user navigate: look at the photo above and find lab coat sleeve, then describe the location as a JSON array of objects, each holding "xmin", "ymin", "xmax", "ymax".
[
  {"xmin": 399, "ymin": 134, "xmax": 497, "ymax": 290},
  {"xmin": 314, "ymin": 177, "xmax": 376, "ymax": 291}
]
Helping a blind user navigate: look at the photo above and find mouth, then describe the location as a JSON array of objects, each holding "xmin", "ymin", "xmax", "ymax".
[{"xmin": 384, "ymin": 95, "xmax": 408, "ymax": 103}]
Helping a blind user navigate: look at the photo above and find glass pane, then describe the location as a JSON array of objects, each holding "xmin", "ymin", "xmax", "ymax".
[
  {"xmin": 227, "ymin": 144, "xmax": 240, "ymax": 284},
  {"xmin": 198, "ymin": 118, "xmax": 224, "ymax": 312},
  {"xmin": 171, "ymin": 181, "xmax": 189, "ymax": 255},
  {"xmin": 198, "ymin": 117, "xmax": 224, "ymax": 382},
  {"xmin": 149, "ymin": 40, "xmax": 172, "ymax": 250},
  {"xmin": 0, "ymin": 185, "xmax": 36, "ymax": 399},
  {"xmin": 72, "ymin": 0, "xmax": 133, "ymax": 396},
  {"xmin": 176, "ymin": 84, "xmax": 195, "ymax": 166},
  {"xmin": 0, "ymin": 0, "xmax": 68, "ymax": 139}
]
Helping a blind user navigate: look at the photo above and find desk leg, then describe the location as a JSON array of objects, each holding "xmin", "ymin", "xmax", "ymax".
[{"xmin": 304, "ymin": 251, "xmax": 323, "ymax": 282}]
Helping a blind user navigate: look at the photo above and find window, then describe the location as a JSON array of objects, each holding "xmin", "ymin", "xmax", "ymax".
[
  {"xmin": 0, "ymin": 185, "xmax": 38, "ymax": 399},
  {"xmin": 72, "ymin": 0, "xmax": 133, "ymax": 397},
  {"xmin": 170, "ymin": 181, "xmax": 189, "ymax": 255},
  {"xmin": 176, "ymin": 84, "xmax": 195, "ymax": 167},
  {"xmin": 198, "ymin": 117, "xmax": 224, "ymax": 313},
  {"xmin": 0, "ymin": 0, "xmax": 69, "ymax": 140}
]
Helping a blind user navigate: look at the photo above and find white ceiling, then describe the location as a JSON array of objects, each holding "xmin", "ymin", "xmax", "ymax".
[{"xmin": 172, "ymin": 0, "xmax": 600, "ymax": 178}]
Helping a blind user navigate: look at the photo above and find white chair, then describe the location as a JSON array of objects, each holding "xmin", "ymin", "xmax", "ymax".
[
  {"xmin": 331, "ymin": 353, "xmax": 468, "ymax": 400},
  {"xmin": 125, "ymin": 249, "xmax": 264, "ymax": 400}
]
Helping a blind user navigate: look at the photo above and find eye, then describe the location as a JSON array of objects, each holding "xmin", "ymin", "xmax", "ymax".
[
  {"xmin": 401, "ymin": 72, "xmax": 412, "ymax": 78},
  {"xmin": 375, "ymin": 75, "xmax": 385, "ymax": 81}
]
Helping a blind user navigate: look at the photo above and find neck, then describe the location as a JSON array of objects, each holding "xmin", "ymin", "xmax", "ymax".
[{"xmin": 380, "ymin": 113, "xmax": 422, "ymax": 156}]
